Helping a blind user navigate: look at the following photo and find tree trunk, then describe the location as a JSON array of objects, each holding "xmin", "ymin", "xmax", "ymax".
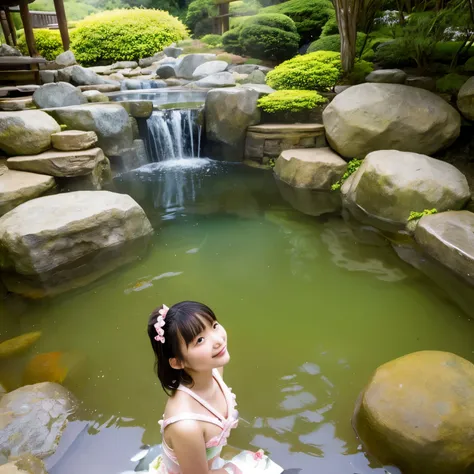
[{"xmin": 332, "ymin": 0, "xmax": 361, "ymax": 73}]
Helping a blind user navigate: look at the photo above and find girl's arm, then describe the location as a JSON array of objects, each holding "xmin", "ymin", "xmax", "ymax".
[{"xmin": 169, "ymin": 421, "xmax": 241, "ymax": 474}]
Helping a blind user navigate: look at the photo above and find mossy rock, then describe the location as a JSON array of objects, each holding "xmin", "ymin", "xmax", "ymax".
[{"xmin": 0, "ymin": 332, "xmax": 41, "ymax": 359}]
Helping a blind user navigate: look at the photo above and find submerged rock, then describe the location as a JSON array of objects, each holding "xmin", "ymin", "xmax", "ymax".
[
  {"xmin": 205, "ymin": 88, "xmax": 260, "ymax": 161},
  {"xmin": 32, "ymin": 82, "xmax": 87, "ymax": 108},
  {"xmin": 343, "ymin": 150, "xmax": 470, "ymax": 231},
  {"xmin": 274, "ymin": 148, "xmax": 346, "ymax": 216},
  {"xmin": 0, "ymin": 191, "xmax": 153, "ymax": 297},
  {"xmin": 457, "ymin": 76, "xmax": 474, "ymax": 121},
  {"xmin": 323, "ymin": 83, "xmax": 461, "ymax": 158},
  {"xmin": 0, "ymin": 165, "xmax": 55, "ymax": 216},
  {"xmin": 0, "ymin": 331, "xmax": 41, "ymax": 359},
  {"xmin": 0, "ymin": 382, "xmax": 77, "ymax": 459},
  {"xmin": 50, "ymin": 104, "xmax": 133, "ymax": 156},
  {"xmin": 415, "ymin": 211, "xmax": 474, "ymax": 285},
  {"xmin": 353, "ymin": 350, "xmax": 474, "ymax": 474},
  {"xmin": 0, "ymin": 110, "xmax": 61, "ymax": 156},
  {"xmin": 51, "ymin": 130, "xmax": 98, "ymax": 151},
  {"xmin": 0, "ymin": 455, "xmax": 47, "ymax": 474}
]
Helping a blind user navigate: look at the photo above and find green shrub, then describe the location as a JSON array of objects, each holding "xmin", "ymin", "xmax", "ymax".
[
  {"xmin": 436, "ymin": 73, "xmax": 469, "ymax": 94},
  {"xmin": 222, "ymin": 28, "xmax": 243, "ymax": 55},
  {"xmin": 70, "ymin": 8, "xmax": 187, "ymax": 65},
  {"xmin": 408, "ymin": 208, "xmax": 438, "ymax": 221},
  {"xmin": 307, "ymin": 32, "xmax": 366, "ymax": 54},
  {"xmin": 465, "ymin": 56, "xmax": 474, "ymax": 72},
  {"xmin": 201, "ymin": 34, "xmax": 222, "ymax": 47},
  {"xmin": 185, "ymin": 0, "xmax": 216, "ymax": 37},
  {"xmin": 223, "ymin": 13, "xmax": 300, "ymax": 61},
  {"xmin": 345, "ymin": 59, "xmax": 374, "ymax": 84},
  {"xmin": 433, "ymin": 41, "xmax": 474, "ymax": 63},
  {"xmin": 321, "ymin": 13, "xmax": 338, "ymax": 37},
  {"xmin": 266, "ymin": 50, "xmax": 342, "ymax": 91},
  {"xmin": 258, "ymin": 90, "xmax": 327, "ymax": 113},
  {"xmin": 374, "ymin": 39, "xmax": 415, "ymax": 68},
  {"xmin": 262, "ymin": 0, "xmax": 334, "ymax": 45},
  {"xmin": 331, "ymin": 158, "xmax": 362, "ymax": 191},
  {"xmin": 230, "ymin": 0, "xmax": 261, "ymax": 16},
  {"xmin": 17, "ymin": 29, "xmax": 63, "ymax": 61}
]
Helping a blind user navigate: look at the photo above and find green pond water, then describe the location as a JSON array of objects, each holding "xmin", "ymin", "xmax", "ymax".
[{"xmin": 1, "ymin": 160, "xmax": 473, "ymax": 474}]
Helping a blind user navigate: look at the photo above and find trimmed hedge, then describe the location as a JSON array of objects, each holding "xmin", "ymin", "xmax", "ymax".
[
  {"xmin": 201, "ymin": 34, "xmax": 222, "ymax": 47},
  {"xmin": 436, "ymin": 73, "xmax": 469, "ymax": 94},
  {"xmin": 321, "ymin": 13, "xmax": 338, "ymax": 37},
  {"xmin": 258, "ymin": 90, "xmax": 327, "ymax": 113},
  {"xmin": 17, "ymin": 29, "xmax": 63, "ymax": 61},
  {"xmin": 262, "ymin": 0, "xmax": 334, "ymax": 45},
  {"xmin": 307, "ymin": 32, "xmax": 367, "ymax": 54},
  {"xmin": 185, "ymin": 0, "xmax": 217, "ymax": 37},
  {"xmin": 223, "ymin": 13, "xmax": 300, "ymax": 61},
  {"xmin": 71, "ymin": 8, "xmax": 187, "ymax": 65},
  {"xmin": 266, "ymin": 51, "xmax": 342, "ymax": 90}
]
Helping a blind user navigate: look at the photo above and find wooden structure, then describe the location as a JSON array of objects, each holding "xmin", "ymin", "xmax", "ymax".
[
  {"xmin": 0, "ymin": 0, "xmax": 69, "ymax": 84},
  {"xmin": 214, "ymin": 0, "xmax": 239, "ymax": 34}
]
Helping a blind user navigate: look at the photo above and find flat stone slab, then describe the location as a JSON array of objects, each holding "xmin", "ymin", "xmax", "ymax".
[
  {"xmin": 77, "ymin": 84, "xmax": 121, "ymax": 92},
  {"xmin": 0, "ymin": 97, "xmax": 34, "ymax": 111},
  {"xmin": 248, "ymin": 123, "xmax": 325, "ymax": 134},
  {"xmin": 0, "ymin": 163, "xmax": 55, "ymax": 216},
  {"xmin": 7, "ymin": 148, "xmax": 105, "ymax": 177},
  {"xmin": 117, "ymin": 100, "xmax": 153, "ymax": 118},
  {"xmin": 415, "ymin": 210, "xmax": 474, "ymax": 284},
  {"xmin": 52, "ymin": 130, "xmax": 98, "ymax": 151}
]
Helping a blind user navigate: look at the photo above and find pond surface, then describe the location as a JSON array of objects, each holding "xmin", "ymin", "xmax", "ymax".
[{"xmin": 1, "ymin": 160, "xmax": 473, "ymax": 474}]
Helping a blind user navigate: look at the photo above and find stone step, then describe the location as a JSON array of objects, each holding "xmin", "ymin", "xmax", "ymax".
[
  {"xmin": 0, "ymin": 97, "xmax": 34, "ymax": 111},
  {"xmin": 245, "ymin": 123, "xmax": 327, "ymax": 165},
  {"xmin": 7, "ymin": 148, "xmax": 105, "ymax": 178}
]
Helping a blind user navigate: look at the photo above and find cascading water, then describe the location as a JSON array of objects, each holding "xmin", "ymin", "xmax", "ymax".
[{"xmin": 139, "ymin": 107, "xmax": 210, "ymax": 210}]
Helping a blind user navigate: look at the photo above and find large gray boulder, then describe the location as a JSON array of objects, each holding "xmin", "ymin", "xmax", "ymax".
[
  {"xmin": 323, "ymin": 83, "xmax": 461, "ymax": 158},
  {"xmin": 7, "ymin": 147, "xmax": 105, "ymax": 177},
  {"xmin": 205, "ymin": 88, "xmax": 261, "ymax": 161},
  {"xmin": 0, "ymin": 382, "xmax": 77, "ymax": 459},
  {"xmin": 32, "ymin": 82, "xmax": 87, "ymax": 108},
  {"xmin": 241, "ymin": 69, "xmax": 266, "ymax": 85},
  {"xmin": 0, "ymin": 164, "xmax": 55, "ymax": 216},
  {"xmin": 50, "ymin": 104, "xmax": 133, "ymax": 156},
  {"xmin": 0, "ymin": 191, "xmax": 153, "ymax": 297},
  {"xmin": 192, "ymin": 60, "xmax": 228, "ymax": 78},
  {"xmin": 274, "ymin": 147, "xmax": 346, "ymax": 216},
  {"xmin": 415, "ymin": 211, "xmax": 474, "ymax": 285},
  {"xmin": 0, "ymin": 455, "xmax": 47, "ymax": 474},
  {"xmin": 229, "ymin": 64, "xmax": 259, "ymax": 75},
  {"xmin": 343, "ymin": 150, "xmax": 470, "ymax": 231},
  {"xmin": 457, "ymin": 76, "xmax": 474, "ymax": 121},
  {"xmin": 175, "ymin": 54, "xmax": 216, "ymax": 79},
  {"xmin": 52, "ymin": 130, "xmax": 98, "ymax": 151},
  {"xmin": 365, "ymin": 68, "xmax": 407, "ymax": 84},
  {"xmin": 193, "ymin": 72, "xmax": 235, "ymax": 88},
  {"xmin": 57, "ymin": 65, "xmax": 107, "ymax": 86},
  {"xmin": 0, "ymin": 111, "xmax": 61, "ymax": 155}
]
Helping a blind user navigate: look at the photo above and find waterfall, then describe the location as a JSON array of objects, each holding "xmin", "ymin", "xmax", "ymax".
[{"xmin": 145, "ymin": 109, "xmax": 202, "ymax": 161}]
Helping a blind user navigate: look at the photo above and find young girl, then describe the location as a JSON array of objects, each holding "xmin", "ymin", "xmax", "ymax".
[{"xmin": 146, "ymin": 301, "xmax": 283, "ymax": 474}]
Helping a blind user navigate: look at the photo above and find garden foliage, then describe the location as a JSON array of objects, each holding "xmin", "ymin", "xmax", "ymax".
[
  {"xmin": 70, "ymin": 8, "xmax": 188, "ymax": 65},
  {"xmin": 257, "ymin": 90, "xmax": 327, "ymax": 113},
  {"xmin": 17, "ymin": 29, "xmax": 63, "ymax": 60}
]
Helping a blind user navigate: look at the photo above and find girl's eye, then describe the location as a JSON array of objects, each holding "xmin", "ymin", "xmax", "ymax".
[{"xmin": 196, "ymin": 337, "xmax": 204, "ymax": 345}]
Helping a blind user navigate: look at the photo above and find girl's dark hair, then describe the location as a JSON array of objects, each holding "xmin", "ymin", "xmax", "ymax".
[{"xmin": 147, "ymin": 301, "xmax": 217, "ymax": 395}]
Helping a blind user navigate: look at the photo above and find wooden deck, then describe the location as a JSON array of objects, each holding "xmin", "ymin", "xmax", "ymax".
[{"xmin": 0, "ymin": 56, "xmax": 47, "ymax": 85}]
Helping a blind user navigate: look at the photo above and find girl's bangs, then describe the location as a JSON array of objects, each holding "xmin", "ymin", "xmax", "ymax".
[{"xmin": 177, "ymin": 311, "xmax": 216, "ymax": 346}]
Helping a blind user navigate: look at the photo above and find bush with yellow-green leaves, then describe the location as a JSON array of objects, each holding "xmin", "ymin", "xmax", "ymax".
[
  {"xmin": 70, "ymin": 8, "xmax": 188, "ymax": 65},
  {"xmin": 17, "ymin": 29, "xmax": 63, "ymax": 61},
  {"xmin": 258, "ymin": 90, "xmax": 327, "ymax": 113}
]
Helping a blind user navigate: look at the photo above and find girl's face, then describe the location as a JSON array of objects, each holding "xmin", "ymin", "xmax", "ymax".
[{"xmin": 179, "ymin": 317, "xmax": 230, "ymax": 373}]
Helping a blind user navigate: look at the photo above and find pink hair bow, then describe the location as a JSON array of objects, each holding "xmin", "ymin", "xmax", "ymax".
[{"xmin": 154, "ymin": 304, "xmax": 169, "ymax": 343}]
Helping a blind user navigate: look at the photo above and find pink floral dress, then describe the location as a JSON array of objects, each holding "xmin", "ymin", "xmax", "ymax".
[{"xmin": 148, "ymin": 369, "xmax": 283, "ymax": 474}]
